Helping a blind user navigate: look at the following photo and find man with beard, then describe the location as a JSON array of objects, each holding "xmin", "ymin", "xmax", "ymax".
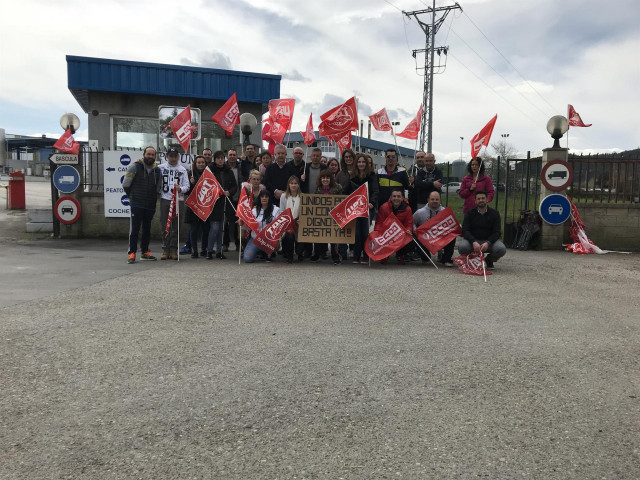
[
  {"xmin": 122, "ymin": 146, "xmax": 162, "ymax": 264},
  {"xmin": 409, "ymin": 151, "xmax": 443, "ymax": 211}
]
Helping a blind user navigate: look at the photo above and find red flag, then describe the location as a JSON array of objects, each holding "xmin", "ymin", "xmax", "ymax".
[
  {"xmin": 212, "ymin": 93, "xmax": 240, "ymax": 134},
  {"xmin": 53, "ymin": 129, "xmax": 80, "ymax": 155},
  {"xmin": 397, "ymin": 105, "xmax": 423, "ymax": 140},
  {"xmin": 329, "ymin": 183, "xmax": 369, "ymax": 228},
  {"xmin": 364, "ymin": 213, "xmax": 413, "ymax": 261},
  {"xmin": 236, "ymin": 187, "xmax": 260, "ymax": 234},
  {"xmin": 268, "ymin": 99, "xmax": 295, "ymax": 131},
  {"xmin": 169, "ymin": 105, "xmax": 193, "ymax": 152},
  {"xmin": 185, "ymin": 168, "xmax": 222, "ymax": 221},
  {"xmin": 301, "ymin": 113, "xmax": 316, "ymax": 146},
  {"xmin": 252, "ymin": 208, "xmax": 295, "ymax": 255},
  {"xmin": 327, "ymin": 130, "xmax": 352, "ymax": 156},
  {"xmin": 165, "ymin": 183, "xmax": 179, "ymax": 235},
  {"xmin": 318, "ymin": 97, "xmax": 359, "ymax": 138},
  {"xmin": 470, "ymin": 114, "xmax": 497, "ymax": 158},
  {"xmin": 568, "ymin": 104, "xmax": 592, "ymax": 128},
  {"xmin": 369, "ymin": 108, "xmax": 393, "ymax": 132},
  {"xmin": 453, "ymin": 252, "xmax": 492, "ymax": 276},
  {"xmin": 414, "ymin": 206, "xmax": 462, "ymax": 255}
]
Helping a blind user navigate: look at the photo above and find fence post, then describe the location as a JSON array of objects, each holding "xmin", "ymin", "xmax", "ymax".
[
  {"xmin": 524, "ymin": 151, "xmax": 531, "ymax": 211},
  {"xmin": 495, "ymin": 156, "xmax": 501, "ymax": 209}
]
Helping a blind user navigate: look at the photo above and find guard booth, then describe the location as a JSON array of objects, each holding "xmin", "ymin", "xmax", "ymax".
[{"xmin": 7, "ymin": 172, "xmax": 26, "ymax": 209}]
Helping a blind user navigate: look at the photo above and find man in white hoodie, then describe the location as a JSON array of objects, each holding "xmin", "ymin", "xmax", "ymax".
[{"xmin": 158, "ymin": 147, "xmax": 190, "ymax": 260}]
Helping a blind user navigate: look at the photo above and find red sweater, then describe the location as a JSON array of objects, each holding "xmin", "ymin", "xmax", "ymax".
[{"xmin": 375, "ymin": 199, "xmax": 413, "ymax": 232}]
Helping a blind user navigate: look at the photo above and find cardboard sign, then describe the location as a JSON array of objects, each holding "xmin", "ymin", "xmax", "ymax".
[{"xmin": 297, "ymin": 194, "xmax": 356, "ymax": 244}]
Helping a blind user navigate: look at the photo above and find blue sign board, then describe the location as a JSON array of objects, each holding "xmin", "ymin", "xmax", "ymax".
[
  {"xmin": 539, "ymin": 194, "xmax": 571, "ymax": 225},
  {"xmin": 53, "ymin": 165, "xmax": 80, "ymax": 194}
]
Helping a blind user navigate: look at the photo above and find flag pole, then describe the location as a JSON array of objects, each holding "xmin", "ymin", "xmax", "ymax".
[
  {"xmin": 176, "ymin": 183, "xmax": 180, "ymax": 262},
  {"xmin": 412, "ymin": 237, "xmax": 438, "ymax": 269},
  {"xmin": 238, "ymin": 221, "xmax": 242, "ymax": 265},
  {"xmin": 480, "ymin": 251, "xmax": 487, "ymax": 282}
]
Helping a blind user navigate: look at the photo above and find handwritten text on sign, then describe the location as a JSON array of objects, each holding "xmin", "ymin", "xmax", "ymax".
[{"xmin": 297, "ymin": 194, "xmax": 355, "ymax": 244}]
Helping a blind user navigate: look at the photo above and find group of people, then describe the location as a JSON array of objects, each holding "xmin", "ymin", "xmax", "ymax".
[{"xmin": 123, "ymin": 143, "xmax": 506, "ymax": 268}]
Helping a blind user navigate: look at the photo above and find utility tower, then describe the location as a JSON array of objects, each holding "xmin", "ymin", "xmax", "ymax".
[{"xmin": 404, "ymin": 1, "xmax": 461, "ymax": 153}]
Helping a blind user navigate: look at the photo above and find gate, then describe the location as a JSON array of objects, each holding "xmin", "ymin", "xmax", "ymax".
[{"xmin": 502, "ymin": 153, "xmax": 542, "ymax": 246}]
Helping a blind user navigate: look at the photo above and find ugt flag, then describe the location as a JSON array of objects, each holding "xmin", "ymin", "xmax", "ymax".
[
  {"xmin": 397, "ymin": 105, "xmax": 423, "ymax": 140},
  {"xmin": 301, "ymin": 113, "xmax": 316, "ymax": 146},
  {"xmin": 185, "ymin": 168, "xmax": 222, "ymax": 221},
  {"xmin": 236, "ymin": 187, "xmax": 260, "ymax": 234},
  {"xmin": 369, "ymin": 108, "xmax": 393, "ymax": 132},
  {"xmin": 568, "ymin": 104, "xmax": 592, "ymax": 128},
  {"xmin": 414, "ymin": 206, "xmax": 462, "ymax": 255},
  {"xmin": 53, "ymin": 129, "xmax": 80, "ymax": 155},
  {"xmin": 470, "ymin": 114, "xmax": 497, "ymax": 158},
  {"xmin": 453, "ymin": 252, "xmax": 492, "ymax": 276},
  {"xmin": 253, "ymin": 208, "xmax": 296, "ymax": 255},
  {"xmin": 327, "ymin": 130, "xmax": 352, "ymax": 156},
  {"xmin": 169, "ymin": 105, "xmax": 193, "ymax": 152},
  {"xmin": 212, "ymin": 93, "xmax": 240, "ymax": 134},
  {"xmin": 364, "ymin": 213, "xmax": 413, "ymax": 261},
  {"xmin": 329, "ymin": 183, "xmax": 369, "ymax": 228},
  {"xmin": 164, "ymin": 183, "xmax": 179, "ymax": 235},
  {"xmin": 318, "ymin": 97, "xmax": 358, "ymax": 138},
  {"xmin": 268, "ymin": 99, "xmax": 295, "ymax": 131}
]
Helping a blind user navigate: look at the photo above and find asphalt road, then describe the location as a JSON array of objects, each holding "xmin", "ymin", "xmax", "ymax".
[{"xmin": 1, "ymin": 178, "xmax": 639, "ymax": 479}]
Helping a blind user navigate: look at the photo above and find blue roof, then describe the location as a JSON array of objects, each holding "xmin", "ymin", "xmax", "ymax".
[
  {"xmin": 286, "ymin": 131, "xmax": 416, "ymax": 157},
  {"xmin": 67, "ymin": 56, "xmax": 281, "ymax": 112}
]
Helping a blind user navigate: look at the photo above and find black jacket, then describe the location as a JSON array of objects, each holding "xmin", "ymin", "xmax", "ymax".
[
  {"xmin": 122, "ymin": 162, "xmax": 161, "ymax": 210},
  {"xmin": 412, "ymin": 166, "xmax": 443, "ymax": 206},
  {"xmin": 264, "ymin": 162, "xmax": 294, "ymax": 197},
  {"xmin": 462, "ymin": 207, "xmax": 502, "ymax": 244},
  {"xmin": 207, "ymin": 164, "xmax": 238, "ymax": 222},
  {"xmin": 344, "ymin": 172, "xmax": 379, "ymax": 207}
]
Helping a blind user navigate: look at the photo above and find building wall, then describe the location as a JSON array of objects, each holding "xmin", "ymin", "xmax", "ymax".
[{"xmin": 573, "ymin": 202, "xmax": 640, "ymax": 251}]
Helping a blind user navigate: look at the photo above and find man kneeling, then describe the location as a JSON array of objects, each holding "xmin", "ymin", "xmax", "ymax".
[{"xmin": 458, "ymin": 190, "xmax": 506, "ymax": 269}]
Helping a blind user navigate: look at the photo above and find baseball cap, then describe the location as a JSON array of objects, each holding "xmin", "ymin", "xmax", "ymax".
[{"xmin": 167, "ymin": 147, "xmax": 180, "ymax": 155}]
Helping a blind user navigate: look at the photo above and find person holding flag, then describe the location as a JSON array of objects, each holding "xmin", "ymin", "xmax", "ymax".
[
  {"xmin": 158, "ymin": 147, "xmax": 190, "ymax": 260},
  {"xmin": 458, "ymin": 190, "xmax": 506, "ymax": 269},
  {"xmin": 184, "ymin": 155, "xmax": 210, "ymax": 258},
  {"xmin": 344, "ymin": 153, "xmax": 378, "ymax": 264},
  {"xmin": 413, "ymin": 191, "xmax": 456, "ymax": 267},
  {"xmin": 374, "ymin": 188, "xmax": 413, "ymax": 265},
  {"xmin": 242, "ymin": 191, "xmax": 281, "ymax": 263},
  {"xmin": 206, "ymin": 151, "xmax": 237, "ymax": 259},
  {"xmin": 279, "ymin": 176, "xmax": 303, "ymax": 263},
  {"xmin": 459, "ymin": 158, "xmax": 494, "ymax": 213}
]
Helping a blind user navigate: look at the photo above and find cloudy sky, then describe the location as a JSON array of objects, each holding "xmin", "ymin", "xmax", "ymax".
[{"xmin": 2, "ymin": 0, "xmax": 638, "ymax": 160}]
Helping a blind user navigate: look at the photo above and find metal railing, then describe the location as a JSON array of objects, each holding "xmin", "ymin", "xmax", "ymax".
[{"xmin": 567, "ymin": 153, "xmax": 640, "ymax": 204}]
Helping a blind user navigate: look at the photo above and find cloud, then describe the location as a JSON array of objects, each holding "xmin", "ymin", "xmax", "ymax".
[
  {"xmin": 278, "ymin": 69, "xmax": 311, "ymax": 82},
  {"xmin": 181, "ymin": 51, "xmax": 232, "ymax": 70}
]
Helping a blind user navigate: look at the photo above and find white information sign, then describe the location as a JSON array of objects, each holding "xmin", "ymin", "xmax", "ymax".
[{"xmin": 104, "ymin": 150, "xmax": 137, "ymax": 218}]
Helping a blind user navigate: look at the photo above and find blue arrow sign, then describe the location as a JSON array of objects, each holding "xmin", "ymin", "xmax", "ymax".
[{"xmin": 106, "ymin": 167, "xmax": 115, "ymax": 172}]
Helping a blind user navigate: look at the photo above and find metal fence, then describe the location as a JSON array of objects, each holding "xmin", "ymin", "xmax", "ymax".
[
  {"xmin": 567, "ymin": 153, "xmax": 640, "ymax": 204},
  {"xmin": 81, "ymin": 147, "xmax": 146, "ymax": 192}
]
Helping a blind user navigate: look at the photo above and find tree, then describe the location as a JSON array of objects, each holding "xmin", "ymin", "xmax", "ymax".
[{"xmin": 485, "ymin": 139, "xmax": 517, "ymax": 187}]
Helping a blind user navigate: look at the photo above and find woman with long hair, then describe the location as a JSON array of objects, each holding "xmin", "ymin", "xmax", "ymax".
[
  {"xmin": 184, "ymin": 155, "xmax": 209, "ymax": 258},
  {"xmin": 258, "ymin": 151, "xmax": 273, "ymax": 176},
  {"xmin": 459, "ymin": 158, "xmax": 495, "ymax": 213},
  {"xmin": 312, "ymin": 169, "xmax": 343, "ymax": 264},
  {"xmin": 279, "ymin": 175, "xmax": 302, "ymax": 263},
  {"xmin": 345, "ymin": 153, "xmax": 379, "ymax": 263},
  {"xmin": 336, "ymin": 149, "xmax": 356, "ymax": 193},
  {"xmin": 242, "ymin": 190, "xmax": 280, "ymax": 263}
]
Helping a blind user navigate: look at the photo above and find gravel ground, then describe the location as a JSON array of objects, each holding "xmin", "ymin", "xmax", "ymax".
[{"xmin": 1, "ymin": 245, "xmax": 639, "ymax": 479}]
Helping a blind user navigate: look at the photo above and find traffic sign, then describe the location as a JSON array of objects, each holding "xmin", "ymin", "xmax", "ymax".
[
  {"xmin": 54, "ymin": 196, "xmax": 82, "ymax": 224},
  {"xmin": 541, "ymin": 159, "xmax": 573, "ymax": 191},
  {"xmin": 539, "ymin": 194, "xmax": 571, "ymax": 225},
  {"xmin": 49, "ymin": 153, "xmax": 79, "ymax": 165},
  {"xmin": 52, "ymin": 165, "xmax": 80, "ymax": 193},
  {"xmin": 104, "ymin": 151, "xmax": 135, "ymax": 217}
]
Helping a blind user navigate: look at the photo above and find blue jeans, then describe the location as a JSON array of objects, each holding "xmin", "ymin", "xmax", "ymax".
[
  {"xmin": 207, "ymin": 221, "xmax": 223, "ymax": 253},
  {"xmin": 128, "ymin": 206, "xmax": 155, "ymax": 254},
  {"xmin": 243, "ymin": 238, "xmax": 262, "ymax": 263}
]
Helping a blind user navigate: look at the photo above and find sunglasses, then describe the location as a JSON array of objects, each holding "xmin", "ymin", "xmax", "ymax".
[{"xmin": 386, "ymin": 155, "xmax": 396, "ymax": 159}]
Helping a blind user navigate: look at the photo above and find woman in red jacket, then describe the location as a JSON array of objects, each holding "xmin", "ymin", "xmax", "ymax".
[{"xmin": 459, "ymin": 158, "xmax": 495, "ymax": 213}]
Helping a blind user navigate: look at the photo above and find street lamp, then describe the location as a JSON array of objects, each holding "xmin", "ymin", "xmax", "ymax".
[{"xmin": 546, "ymin": 116, "xmax": 569, "ymax": 149}]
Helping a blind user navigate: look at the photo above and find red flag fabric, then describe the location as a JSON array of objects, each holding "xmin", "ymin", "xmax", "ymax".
[
  {"xmin": 253, "ymin": 208, "xmax": 295, "ymax": 255},
  {"xmin": 327, "ymin": 130, "xmax": 352, "ymax": 156},
  {"xmin": 369, "ymin": 108, "xmax": 393, "ymax": 132},
  {"xmin": 301, "ymin": 113, "xmax": 316, "ymax": 146},
  {"xmin": 185, "ymin": 168, "xmax": 222, "ymax": 222},
  {"xmin": 329, "ymin": 183, "xmax": 369, "ymax": 228},
  {"xmin": 53, "ymin": 129, "xmax": 80, "ymax": 155},
  {"xmin": 268, "ymin": 99, "xmax": 295, "ymax": 131},
  {"xmin": 364, "ymin": 213, "xmax": 413, "ymax": 261},
  {"xmin": 397, "ymin": 105, "xmax": 423, "ymax": 140},
  {"xmin": 212, "ymin": 93, "xmax": 240, "ymax": 134},
  {"xmin": 165, "ymin": 183, "xmax": 179, "ymax": 235},
  {"xmin": 169, "ymin": 105, "xmax": 193, "ymax": 152},
  {"xmin": 453, "ymin": 252, "xmax": 492, "ymax": 276},
  {"xmin": 414, "ymin": 206, "xmax": 462, "ymax": 255},
  {"xmin": 318, "ymin": 97, "xmax": 359, "ymax": 138},
  {"xmin": 563, "ymin": 196, "xmax": 604, "ymax": 254},
  {"xmin": 236, "ymin": 187, "xmax": 260, "ymax": 234},
  {"xmin": 568, "ymin": 104, "xmax": 592, "ymax": 128},
  {"xmin": 470, "ymin": 114, "xmax": 497, "ymax": 158}
]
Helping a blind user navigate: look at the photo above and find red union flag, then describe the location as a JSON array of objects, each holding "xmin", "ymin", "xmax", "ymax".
[
  {"xmin": 330, "ymin": 183, "xmax": 369, "ymax": 228},
  {"xmin": 212, "ymin": 93, "xmax": 240, "ymax": 134},
  {"xmin": 263, "ymin": 118, "xmax": 288, "ymax": 144},
  {"xmin": 185, "ymin": 168, "xmax": 222, "ymax": 221},
  {"xmin": 236, "ymin": 187, "xmax": 259, "ymax": 234},
  {"xmin": 414, "ymin": 207, "xmax": 462, "ymax": 255},
  {"xmin": 169, "ymin": 105, "xmax": 193, "ymax": 152},
  {"xmin": 53, "ymin": 129, "xmax": 80, "ymax": 155},
  {"xmin": 165, "ymin": 183, "xmax": 179, "ymax": 235},
  {"xmin": 453, "ymin": 252, "xmax": 492, "ymax": 276},
  {"xmin": 364, "ymin": 213, "xmax": 413, "ymax": 261},
  {"xmin": 253, "ymin": 208, "xmax": 295, "ymax": 255},
  {"xmin": 318, "ymin": 97, "xmax": 359, "ymax": 138},
  {"xmin": 327, "ymin": 130, "xmax": 352, "ymax": 156},
  {"xmin": 397, "ymin": 105, "xmax": 423, "ymax": 140},
  {"xmin": 470, "ymin": 114, "xmax": 497, "ymax": 158},
  {"xmin": 568, "ymin": 104, "xmax": 592, "ymax": 128},
  {"xmin": 268, "ymin": 99, "xmax": 295, "ymax": 131},
  {"xmin": 301, "ymin": 113, "xmax": 316, "ymax": 146},
  {"xmin": 369, "ymin": 108, "xmax": 393, "ymax": 132}
]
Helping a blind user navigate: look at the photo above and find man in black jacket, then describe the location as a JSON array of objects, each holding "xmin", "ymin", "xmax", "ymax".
[
  {"xmin": 409, "ymin": 152, "xmax": 443, "ymax": 211},
  {"xmin": 122, "ymin": 146, "xmax": 161, "ymax": 264},
  {"xmin": 458, "ymin": 190, "xmax": 506, "ymax": 269}
]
